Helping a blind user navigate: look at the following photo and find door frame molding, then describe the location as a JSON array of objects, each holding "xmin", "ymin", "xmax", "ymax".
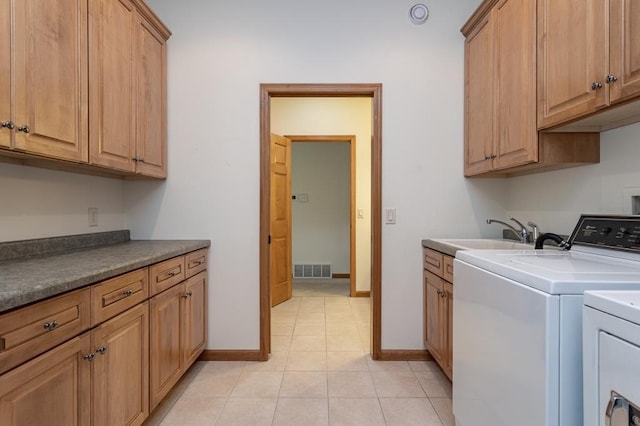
[
  {"xmin": 286, "ymin": 135, "xmax": 358, "ymax": 298},
  {"xmin": 260, "ymin": 83, "xmax": 382, "ymax": 360}
]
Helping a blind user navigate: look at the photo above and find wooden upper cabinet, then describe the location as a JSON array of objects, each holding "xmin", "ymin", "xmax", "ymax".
[
  {"xmin": 492, "ymin": 0, "xmax": 537, "ymax": 170},
  {"xmin": 13, "ymin": 0, "xmax": 89, "ymax": 162},
  {"xmin": 464, "ymin": 0, "xmax": 537, "ymax": 176},
  {"xmin": 537, "ymin": 0, "xmax": 608, "ymax": 129},
  {"xmin": 464, "ymin": 12, "xmax": 494, "ymax": 176},
  {"xmin": 90, "ymin": 0, "xmax": 169, "ymax": 178},
  {"xmin": 609, "ymin": 0, "xmax": 640, "ymax": 103},
  {"xmin": 0, "ymin": 0, "xmax": 10, "ymax": 149}
]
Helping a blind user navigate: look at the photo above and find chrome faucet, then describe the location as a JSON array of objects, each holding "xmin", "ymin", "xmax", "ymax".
[
  {"xmin": 486, "ymin": 218, "xmax": 529, "ymax": 243},
  {"xmin": 527, "ymin": 221, "xmax": 540, "ymax": 242}
]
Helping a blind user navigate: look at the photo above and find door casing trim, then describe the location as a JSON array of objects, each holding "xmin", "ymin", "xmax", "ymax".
[{"xmin": 260, "ymin": 83, "xmax": 382, "ymax": 360}]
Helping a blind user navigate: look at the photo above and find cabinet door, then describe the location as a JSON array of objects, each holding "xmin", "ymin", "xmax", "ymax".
[
  {"xmin": 537, "ymin": 0, "xmax": 608, "ymax": 129},
  {"xmin": 135, "ymin": 15, "xmax": 167, "ymax": 178},
  {"xmin": 13, "ymin": 0, "xmax": 88, "ymax": 162},
  {"xmin": 149, "ymin": 283, "xmax": 183, "ymax": 410},
  {"xmin": 182, "ymin": 272, "xmax": 207, "ymax": 368},
  {"xmin": 93, "ymin": 302, "xmax": 149, "ymax": 426},
  {"xmin": 609, "ymin": 0, "xmax": 640, "ymax": 103},
  {"xmin": 424, "ymin": 270, "xmax": 444, "ymax": 366},
  {"xmin": 464, "ymin": 12, "xmax": 494, "ymax": 176},
  {"xmin": 0, "ymin": 0, "xmax": 10, "ymax": 148},
  {"xmin": 444, "ymin": 282, "xmax": 454, "ymax": 381},
  {"xmin": 0, "ymin": 333, "xmax": 91, "ymax": 426},
  {"xmin": 493, "ymin": 0, "xmax": 537, "ymax": 170},
  {"xmin": 89, "ymin": 0, "xmax": 136, "ymax": 172}
]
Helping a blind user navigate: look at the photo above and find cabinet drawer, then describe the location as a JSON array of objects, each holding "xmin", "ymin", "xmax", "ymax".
[
  {"xmin": 443, "ymin": 255, "xmax": 455, "ymax": 283},
  {"xmin": 92, "ymin": 269, "xmax": 148, "ymax": 326},
  {"xmin": 185, "ymin": 249, "xmax": 207, "ymax": 278},
  {"xmin": 423, "ymin": 248, "xmax": 444, "ymax": 276},
  {"xmin": 149, "ymin": 256, "xmax": 185, "ymax": 296},
  {"xmin": 0, "ymin": 288, "xmax": 91, "ymax": 374}
]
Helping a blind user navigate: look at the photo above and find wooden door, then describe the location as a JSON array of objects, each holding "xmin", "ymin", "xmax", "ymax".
[
  {"xmin": 135, "ymin": 16, "xmax": 167, "ymax": 178},
  {"xmin": 13, "ymin": 0, "xmax": 88, "ymax": 162},
  {"xmin": 270, "ymin": 133, "xmax": 292, "ymax": 306},
  {"xmin": 182, "ymin": 272, "xmax": 207, "ymax": 368},
  {"xmin": 537, "ymin": 0, "xmax": 608, "ymax": 129},
  {"xmin": 493, "ymin": 0, "xmax": 537, "ymax": 170},
  {"xmin": 149, "ymin": 283, "xmax": 183, "ymax": 410},
  {"xmin": 424, "ymin": 270, "xmax": 444, "ymax": 366},
  {"xmin": 0, "ymin": 0, "xmax": 10, "ymax": 148},
  {"xmin": 464, "ymin": 13, "xmax": 494, "ymax": 176},
  {"xmin": 609, "ymin": 0, "xmax": 640, "ymax": 103},
  {"xmin": 89, "ymin": 0, "xmax": 136, "ymax": 172},
  {"xmin": 92, "ymin": 302, "xmax": 149, "ymax": 426},
  {"xmin": 0, "ymin": 333, "xmax": 91, "ymax": 426}
]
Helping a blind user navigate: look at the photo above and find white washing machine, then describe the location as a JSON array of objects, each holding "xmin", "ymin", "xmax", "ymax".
[
  {"xmin": 453, "ymin": 215, "xmax": 640, "ymax": 426},
  {"xmin": 584, "ymin": 290, "xmax": 640, "ymax": 426}
]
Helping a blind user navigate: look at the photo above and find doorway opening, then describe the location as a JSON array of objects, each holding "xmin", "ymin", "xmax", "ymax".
[{"xmin": 260, "ymin": 84, "xmax": 382, "ymax": 361}]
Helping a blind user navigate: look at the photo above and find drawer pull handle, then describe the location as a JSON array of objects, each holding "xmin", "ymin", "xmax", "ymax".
[
  {"xmin": 1, "ymin": 120, "xmax": 14, "ymax": 129},
  {"xmin": 96, "ymin": 346, "xmax": 108, "ymax": 355},
  {"xmin": 43, "ymin": 321, "xmax": 58, "ymax": 331},
  {"xmin": 83, "ymin": 353, "xmax": 95, "ymax": 362},
  {"xmin": 122, "ymin": 289, "xmax": 134, "ymax": 297},
  {"xmin": 167, "ymin": 271, "xmax": 178, "ymax": 277},
  {"xmin": 182, "ymin": 291, "xmax": 193, "ymax": 299},
  {"xmin": 191, "ymin": 260, "xmax": 203, "ymax": 266},
  {"xmin": 17, "ymin": 124, "xmax": 30, "ymax": 133}
]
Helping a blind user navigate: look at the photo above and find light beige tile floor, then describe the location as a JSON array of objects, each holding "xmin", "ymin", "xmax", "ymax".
[{"xmin": 146, "ymin": 293, "xmax": 454, "ymax": 426}]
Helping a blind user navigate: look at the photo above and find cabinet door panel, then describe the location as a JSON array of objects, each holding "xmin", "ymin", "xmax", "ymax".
[
  {"xmin": 493, "ymin": 0, "xmax": 537, "ymax": 169},
  {"xmin": 89, "ymin": 0, "xmax": 136, "ymax": 172},
  {"xmin": 537, "ymin": 0, "xmax": 608, "ymax": 128},
  {"xmin": 610, "ymin": 0, "xmax": 640, "ymax": 103},
  {"xmin": 13, "ymin": 0, "xmax": 88, "ymax": 161},
  {"xmin": 464, "ymin": 13, "xmax": 494, "ymax": 176},
  {"xmin": 0, "ymin": 0, "xmax": 10, "ymax": 148},
  {"xmin": 182, "ymin": 272, "xmax": 207, "ymax": 368},
  {"xmin": 424, "ymin": 270, "xmax": 444, "ymax": 365},
  {"xmin": 135, "ymin": 17, "xmax": 166, "ymax": 178},
  {"xmin": 149, "ymin": 283, "xmax": 183, "ymax": 410},
  {"xmin": 93, "ymin": 303, "xmax": 149, "ymax": 426},
  {"xmin": 0, "ymin": 334, "xmax": 91, "ymax": 426}
]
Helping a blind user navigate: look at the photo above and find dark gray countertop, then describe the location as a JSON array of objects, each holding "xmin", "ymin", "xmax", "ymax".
[
  {"xmin": 0, "ymin": 239, "xmax": 210, "ymax": 314},
  {"xmin": 422, "ymin": 239, "xmax": 460, "ymax": 257}
]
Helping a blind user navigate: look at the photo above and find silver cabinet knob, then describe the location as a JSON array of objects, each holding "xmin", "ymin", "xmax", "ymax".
[
  {"xmin": 1, "ymin": 121, "xmax": 14, "ymax": 129},
  {"xmin": 592, "ymin": 82, "xmax": 603, "ymax": 90},
  {"xmin": 17, "ymin": 125, "xmax": 30, "ymax": 133},
  {"xmin": 606, "ymin": 75, "xmax": 618, "ymax": 83},
  {"xmin": 43, "ymin": 321, "xmax": 58, "ymax": 331},
  {"xmin": 96, "ymin": 346, "xmax": 107, "ymax": 355},
  {"xmin": 83, "ymin": 353, "xmax": 96, "ymax": 362}
]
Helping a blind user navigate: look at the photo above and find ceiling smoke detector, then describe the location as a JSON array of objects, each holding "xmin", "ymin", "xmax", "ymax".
[{"xmin": 409, "ymin": 3, "xmax": 429, "ymax": 25}]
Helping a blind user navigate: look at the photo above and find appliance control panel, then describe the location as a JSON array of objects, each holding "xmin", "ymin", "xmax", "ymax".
[{"xmin": 570, "ymin": 215, "xmax": 640, "ymax": 252}]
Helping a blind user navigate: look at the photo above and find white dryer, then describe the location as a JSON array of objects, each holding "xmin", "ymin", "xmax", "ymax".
[{"xmin": 584, "ymin": 290, "xmax": 640, "ymax": 426}]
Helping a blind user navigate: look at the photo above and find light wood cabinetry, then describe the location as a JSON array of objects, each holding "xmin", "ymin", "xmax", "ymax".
[
  {"xmin": 150, "ymin": 271, "xmax": 207, "ymax": 410},
  {"xmin": 0, "ymin": 0, "xmax": 169, "ymax": 178},
  {"xmin": 150, "ymin": 256, "xmax": 185, "ymax": 296},
  {"xmin": 1, "ymin": 0, "xmax": 88, "ymax": 162},
  {"xmin": 538, "ymin": 0, "xmax": 640, "ymax": 131},
  {"xmin": 89, "ymin": 0, "xmax": 169, "ymax": 178},
  {"xmin": 422, "ymin": 248, "xmax": 453, "ymax": 380},
  {"xmin": 462, "ymin": 0, "xmax": 600, "ymax": 177},
  {"xmin": 92, "ymin": 302, "xmax": 149, "ymax": 426},
  {"xmin": 0, "ymin": 248, "xmax": 208, "ymax": 425},
  {"xmin": 0, "ymin": 333, "xmax": 92, "ymax": 426}
]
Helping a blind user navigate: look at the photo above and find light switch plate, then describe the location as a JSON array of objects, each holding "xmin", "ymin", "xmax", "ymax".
[
  {"xmin": 88, "ymin": 208, "xmax": 98, "ymax": 227},
  {"xmin": 385, "ymin": 208, "xmax": 396, "ymax": 224}
]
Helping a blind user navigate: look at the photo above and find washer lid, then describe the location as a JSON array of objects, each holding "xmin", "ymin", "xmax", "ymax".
[
  {"xmin": 585, "ymin": 290, "xmax": 640, "ymax": 325},
  {"xmin": 456, "ymin": 249, "xmax": 640, "ymax": 295}
]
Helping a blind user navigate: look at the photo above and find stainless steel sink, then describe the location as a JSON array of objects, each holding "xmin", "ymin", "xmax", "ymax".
[{"xmin": 431, "ymin": 238, "xmax": 534, "ymax": 251}]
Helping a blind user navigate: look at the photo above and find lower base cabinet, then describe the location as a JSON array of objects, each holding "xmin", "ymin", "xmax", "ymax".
[
  {"xmin": 0, "ymin": 334, "xmax": 92, "ymax": 426},
  {"xmin": 93, "ymin": 302, "xmax": 149, "ymax": 426},
  {"xmin": 150, "ymin": 271, "xmax": 207, "ymax": 410}
]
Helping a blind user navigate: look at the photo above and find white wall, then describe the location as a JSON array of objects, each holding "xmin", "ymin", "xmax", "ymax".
[
  {"xmin": 272, "ymin": 97, "xmax": 372, "ymax": 292},
  {"xmin": 292, "ymin": 142, "xmax": 350, "ymax": 276},
  {"xmin": 0, "ymin": 163, "xmax": 126, "ymax": 242},
  {"xmin": 507, "ymin": 122, "xmax": 640, "ymax": 234},
  {"xmin": 131, "ymin": 0, "xmax": 503, "ymax": 350}
]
